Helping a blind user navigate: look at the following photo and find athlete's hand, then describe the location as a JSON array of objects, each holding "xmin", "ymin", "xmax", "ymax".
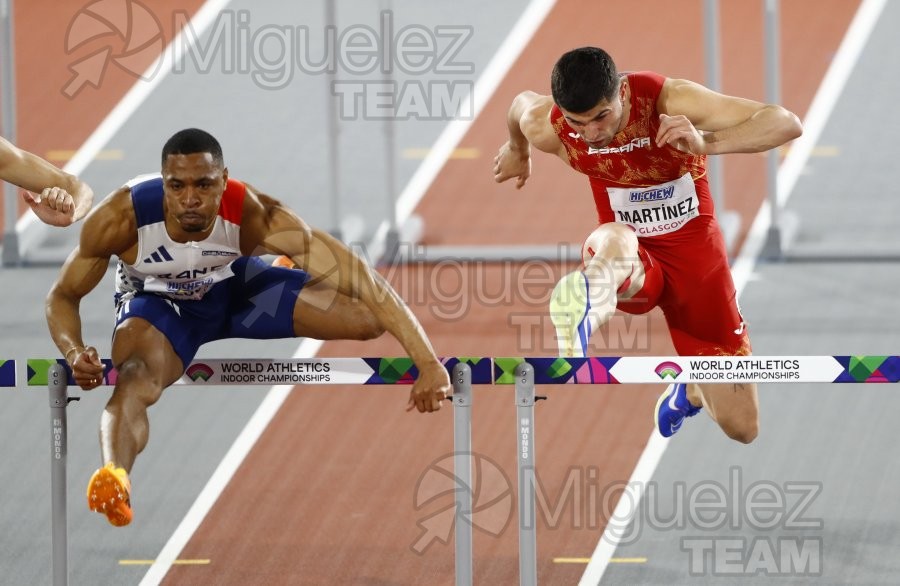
[
  {"xmin": 23, "ymin": 187, "xmax": 77, "ymax": 227},
  {"xmin": 406, "ymin": 361, "xmax": 451, "ymax": 413},
  {"xmin": 656, "ymin": 114, "xmax": 707, "ymax": 155},
  {"xmin": 493, "ymin": 141, "xmax": 532, "ymax": 189},
  {"xmin": 68, "ymin": 346, "xmax": 105, "ymax": 390}
]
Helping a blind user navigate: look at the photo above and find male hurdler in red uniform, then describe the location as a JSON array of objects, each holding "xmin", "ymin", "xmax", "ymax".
[{"xmin": 493, "ymin": 47, "xmax": 802, "ymax": 442}]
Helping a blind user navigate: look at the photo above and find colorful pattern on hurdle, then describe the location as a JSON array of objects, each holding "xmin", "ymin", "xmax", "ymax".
[
  {"xmin": 24, "ymin": 355, "xmax": 900, "ymax": 387},
  {"xmin": 0, "ymin": 360, "xmax": 15, "ymax": 387}
]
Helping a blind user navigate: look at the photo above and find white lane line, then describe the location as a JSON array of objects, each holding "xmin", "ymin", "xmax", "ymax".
[
  {"xmin": 394, "ymin": 0, "xmax": 557, "ymax": 224},
  {"xmin": 14, "ymin": 0, "xmax": 234, "ymax": 254},
  {"xmin": 368, "ymin": 0, "xmax": 558, "ymax": 262},
  {"xmin": 580, "ymin": 0, "xmax": 887, "ymax": 584},
  {"xmin": 775, "ymin": 0, "xmax": 887, "ymax": 208},
  {"xmin": 139, "ymin": 1, "xmax": 558, "ymax": 583}
]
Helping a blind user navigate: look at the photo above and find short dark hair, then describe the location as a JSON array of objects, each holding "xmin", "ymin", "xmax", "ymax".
[
  {"xmin": 161, "ymin": 128, "xmax": 224, "ymax": 167},
  {"xmin": 551, "ymin": 47, "xmax": 620, "ymax": 113}
]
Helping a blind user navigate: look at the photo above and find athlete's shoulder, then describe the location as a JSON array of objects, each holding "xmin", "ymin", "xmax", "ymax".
[
  {"xmin": 124, "ymin": 173, "xmax": 162, "ymax": 188},
  {"xmin": 516, "ymin": 94, "xmax": 563, "ymax": 155},
  {"xmin": 79, "ymin": 186, "xmax": 138, "ymax": 257},
  {"xmin": 624, "ymin": 71, "xmax": 667, "ymax": 95},
  {"xmin": 219, "ymin": 177, "xmax": 247, "ymax": 225},
  {"xmin": 224, "ymin": 177, "xmax": 247, "ymax": 196}
]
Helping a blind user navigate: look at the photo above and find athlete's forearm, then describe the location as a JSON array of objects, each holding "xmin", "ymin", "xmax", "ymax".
[
  {"xmin": 703, "ymin": 105, "xmax": 802, "ymax": 155},
  {"xmin": 66, "ymin": 176, "xmax": 95, "ymax": 222},
  {"xmin": 46, "ymin": 286, "xmax": 89, "ymax": 361},
  {"xmin": 361, "ymin": 269, "xmax": 442, "ymax": 369},
  {"xmin": 507, "ymin": 92, "xmax": 536, "ymax": 152},
  {"xmin": 1, "ymin": 147, "xmax": 94, "ymax": 220},
  {"xmin": 45, "ymin": 249, "xmax": 110, "ymax": 360}
]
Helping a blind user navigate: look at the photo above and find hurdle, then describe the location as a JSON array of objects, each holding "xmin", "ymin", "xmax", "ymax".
[
  {"xmin": 28, "ymin": 354, "xmax": 900, "ymax": 586},
  {"xmin": 31, "ymin": 356, "xmax": 492, "ymax": 586}
]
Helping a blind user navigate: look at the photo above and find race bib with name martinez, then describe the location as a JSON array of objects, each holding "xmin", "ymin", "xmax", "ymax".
[{"xmin": 606, "ymin": 173, "xmax": 700, "ymax": 237}]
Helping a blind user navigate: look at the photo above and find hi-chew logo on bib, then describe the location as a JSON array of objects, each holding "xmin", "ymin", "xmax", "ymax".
[{"xmin": 608, "ymin": 173, "xmax": 700, "ymax": 236}]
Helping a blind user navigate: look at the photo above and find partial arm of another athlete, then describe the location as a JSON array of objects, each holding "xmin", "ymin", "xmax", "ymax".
[{"xmin": 0, "ymin": 136, "xmax": 95, "ymax": 226}]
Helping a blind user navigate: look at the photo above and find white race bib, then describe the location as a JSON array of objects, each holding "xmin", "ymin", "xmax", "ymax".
[{"xmin": 607, "ymin": 173, "xmax": 700, "ymax": 237}]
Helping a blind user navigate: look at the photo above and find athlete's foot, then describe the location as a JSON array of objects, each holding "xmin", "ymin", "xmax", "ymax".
[
  {"xmin": 87, "ymin": 463, "xmax": 132, "ymax": 527},
  {"xmin": 550, "ymin": 271, "xmax": 593, "ymax": 357},
  {"xmin": 655, "ymin": 383, "xmax": 702, "ymax": 438}
]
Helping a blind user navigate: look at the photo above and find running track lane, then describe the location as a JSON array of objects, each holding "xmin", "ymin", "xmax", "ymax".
[
  {"xmin": 166, "ymin": 1, "xmax": 857, "ymax": 584},
  {"xmin": 0, "ymin": 0, "xmax": 205, "ymax": 233}
]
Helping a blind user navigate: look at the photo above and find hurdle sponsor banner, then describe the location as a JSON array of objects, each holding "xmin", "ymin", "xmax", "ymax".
[
  {"xmin": 0, "ymin": 360, "xmax": 15, "ymax": 387},
  {"xmin": 493, "ymin": 356, "xmax": 900, "ymax": 384},
  {"xmin": 25, "ymin": 357, "xmax": 492, "ymax": 386},
  {"xmin": 608, "ymin": 355, "xmax": 900, "ymax": 384},
  {"xmin": 177, "ymin": 359, "xmax": 365, "ymax": 385},
  {"xmin": 176, "ymin": 357, "xmax": 494, "ymax": 386},
  {"xmin": 26, "ymin": 358, "xmax": 117, "ymax": 387}
]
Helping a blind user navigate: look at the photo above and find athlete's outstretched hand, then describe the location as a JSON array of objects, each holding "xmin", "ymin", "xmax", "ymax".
[
  {"xmin": 656, "ymin": 114, "xmax": 707, "ymax": 155},
  {"xmin": 23, "ymin": 187, "xmax": 82, "ymax": 227},
  {"xmin": 407, "ymin": 361, "xmax": 451, "ymax": 413},
  {"xmin": 493, "ymin": 141, "xmax": 531, "ymax": 189}
]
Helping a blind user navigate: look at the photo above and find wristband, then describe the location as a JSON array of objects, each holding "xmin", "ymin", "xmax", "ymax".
[{"xmin": 64, "ymin": 346, "xmax": 83, "ymax": 363}]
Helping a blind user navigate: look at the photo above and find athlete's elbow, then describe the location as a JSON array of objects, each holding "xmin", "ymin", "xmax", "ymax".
[
  {"xmin": 784, "ymin": 111, "xmax": 803, "ymax": 141},
  {"xmin": 772, "ymin": 106, "xmax": 803, "ymax": 144}
]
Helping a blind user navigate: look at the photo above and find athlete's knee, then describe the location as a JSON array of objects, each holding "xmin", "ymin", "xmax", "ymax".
[
  {"xmin": 582, "ymin": 223, "xmax": 638, "ymax": 264},
  {"xmin": 701, "ymin": 382, "xmax": 759, "ymax": 444},
  {"xmin": 112, "ymin": 358, "xmax": 165, "ymax": 407},
  {"xmin": 721, "ymin": 418, "xmax": 759, "ymax": 444},
  {"xmin": 717, "ymin": 397, "xmax": 759, "ymax": 444}
]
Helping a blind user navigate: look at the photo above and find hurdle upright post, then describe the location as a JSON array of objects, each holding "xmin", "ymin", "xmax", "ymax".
[
  {"xmin": 0, "ymin": 0, "xmax": 21, "ymax": 266},
  {"xmin": 48, "ymin": 363, "xmax": 71, "ymax": 586},
  {"xmin": 761, "ymin": 0, "xmax": 787, "ymax": 260},
  {"xmin": 514, "ymin": 362, "xmax": 537, "ymax": 586},
  {"xmin": 452, "ymin": 363, "xmax": 473, "ymax": 586}
]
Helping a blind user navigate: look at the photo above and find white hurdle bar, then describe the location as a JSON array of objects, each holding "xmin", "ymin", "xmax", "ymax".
[{"xmin": 34, "ymin": 355, "xmax": 899, "ymax": 586}]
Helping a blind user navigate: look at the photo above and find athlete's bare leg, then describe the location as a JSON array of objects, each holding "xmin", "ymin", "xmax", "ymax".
[
  {"xmin": 689, "ymin": 382, "xmax": 759, "ymax": 443},
  {"xmin": 582, "ymin": 227, "xmax": 758, "ymax": 443},
  {"xmin": 291, "ymin": 279, "xmax": 386, "ymax": 340},
  {"xmin": 105, "ymin": 317, "xmax": 185, "ymax": 472},
  {"xmin": 551, "ymin": 223, "xmax": 646, "ymax": 356}
]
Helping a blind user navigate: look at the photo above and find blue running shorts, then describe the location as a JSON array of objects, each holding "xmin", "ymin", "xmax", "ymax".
[{"xmin": 114, "ymin": 257, "xmax": 310, "ymax": 368}]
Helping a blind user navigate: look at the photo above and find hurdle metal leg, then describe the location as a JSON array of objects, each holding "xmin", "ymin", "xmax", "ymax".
[
  {"xmin": 452, "ymin": 363, "xmax": 473, "ymax": 586},
  {"xmin": 514, "ymin": 363, "xmax": 537, "ymax": 586},
  {"xmin": 49, "ymin": 363, "xmax": 73, "ymax": 586}
]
